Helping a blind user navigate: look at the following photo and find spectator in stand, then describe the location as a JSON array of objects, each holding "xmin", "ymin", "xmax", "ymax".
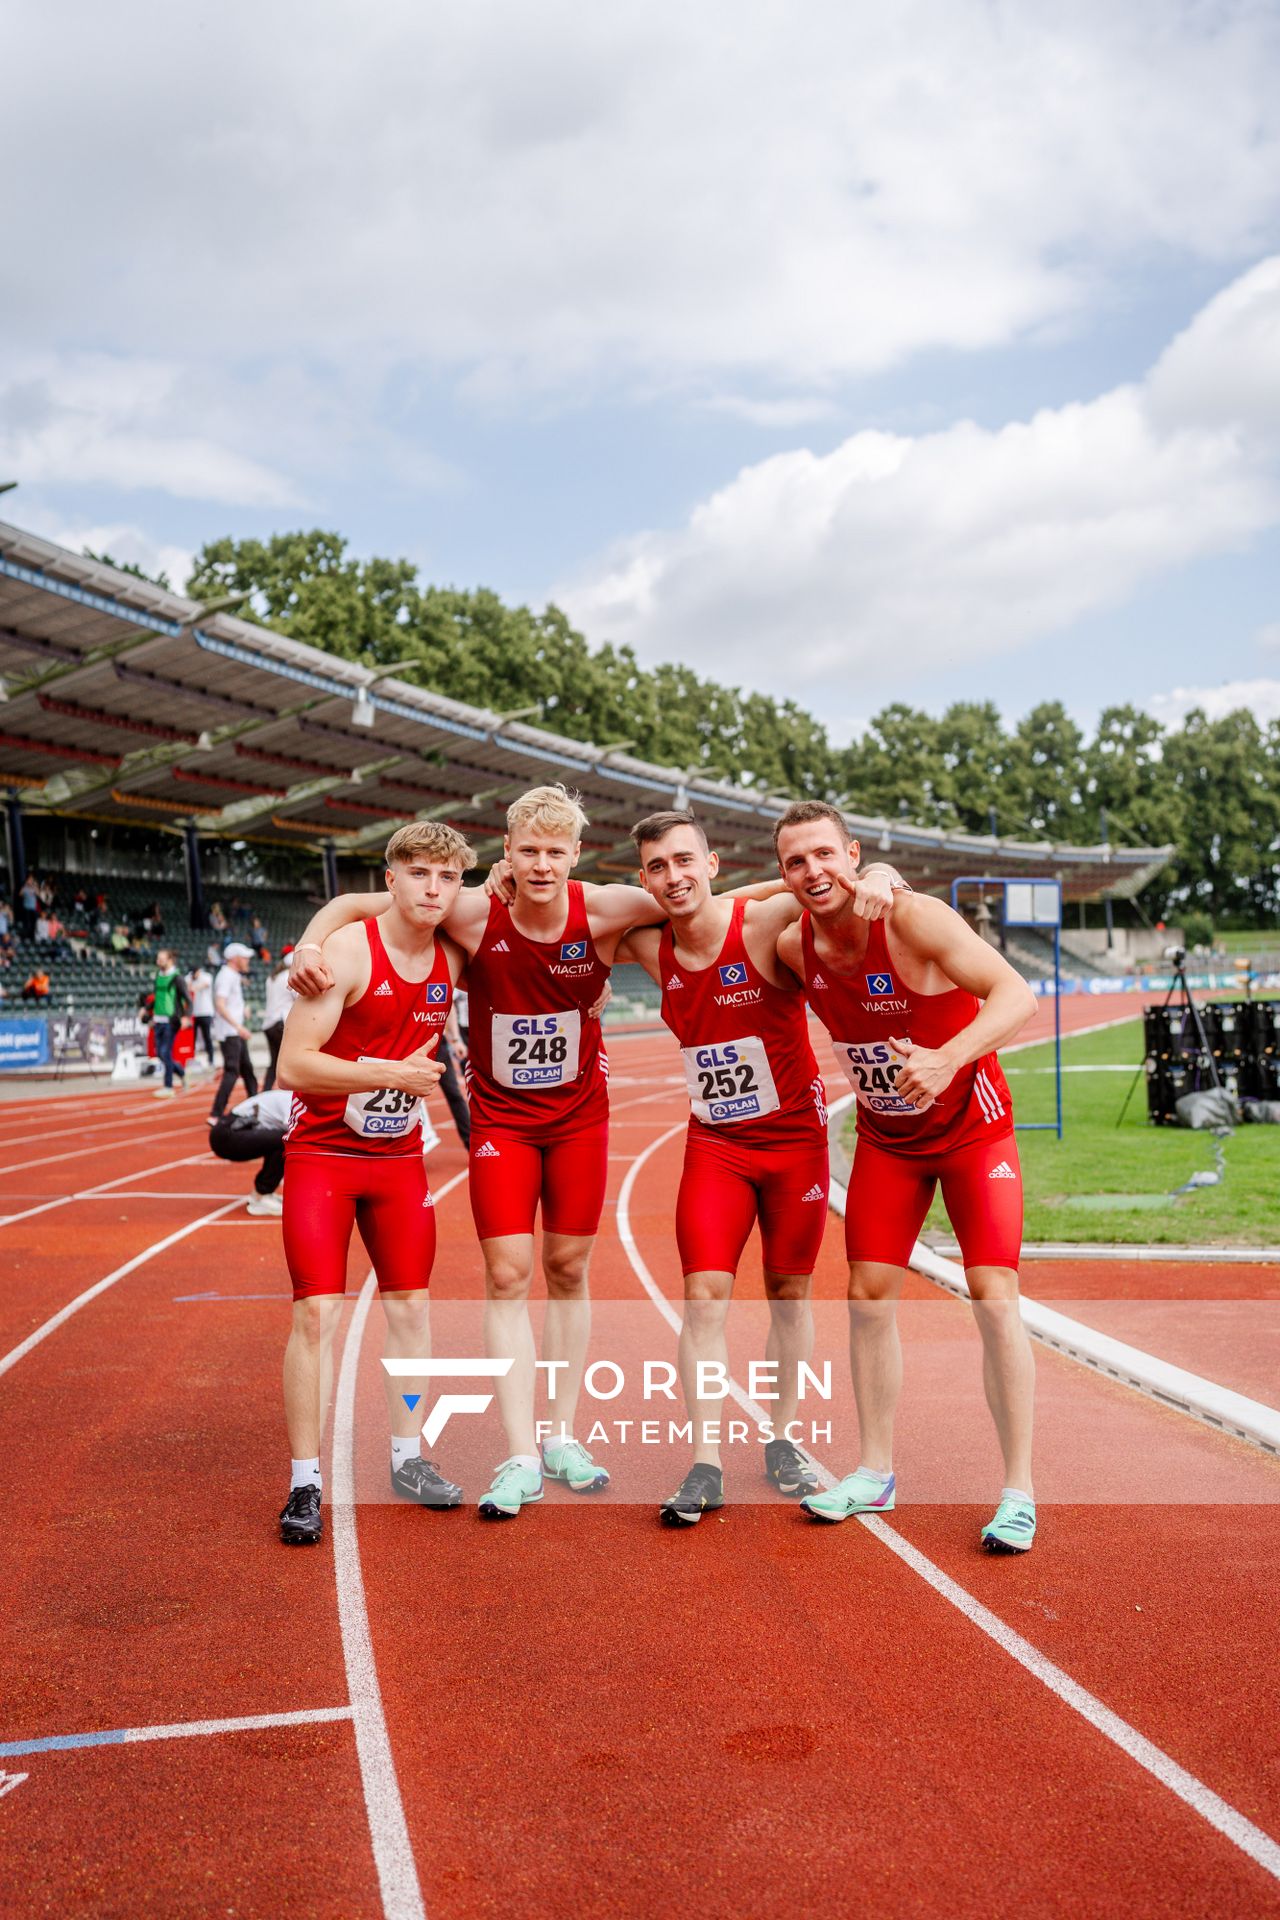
[
  {"xmin": 206, "ymin": 939, "xmax": 224, "ymax": 968},
  {"xmin": 261, "ymin": 945, "xmax": 296, "ymax": 1092},
  {"xmin": 18, "ymin": 874, "xmax": 39, "ymax": 940},
  {"xmin": 43, "ymin": 911, "xmax": 70, "ymax": 959},
  {"xmin": 95, "ymin": 909, "xmax": 112, "ymax": 948},
  {"xmin": 94, "ymin": 890, "xmax": 108, "ymax": 914},
  {"xmin": 209, "ymin": 1087, "xmax": 291, "ymax": 1216},
  {"xmin": 210, "ymin": 942, "xmax": 258, "ymax": 1118},
  {"xmin": 22, "ymin": 968, "xmax": 51, "ymax": 1003},
  {"xmin": 209, "ymin": 901, "xmax": 228, "ymax": 935},
  {"xmin": 0, "ymin": 931, "xmax": 14, "ymax": 969},
  {"xmin": 0, "ymin": 900, "xmax": 11, "ymax": 938},
  {"xmin": 37, "ymin": 877, "xmax": 55, "ymax": 911},
  {"xmin": 150, "ymin": 948, "xmax": 191, "ymax": 1098},
  {"xmin": 187, "ymin": 962, "xmax": 215, "ymax": 1065},
  {"xmin": 72, "ymin": 886, "xmax": 88, "ymax": 915},
  {"xmin": 251, "ymin": 913, "xmax": 269, "ymax": 954},
  {"xmin": 111, "ymin": 925, "xmax": 131, "ymax": 954},
  {"xmin": 147, "ymin": 901, "xmax": 165, "ymax": 936},
  {"xmin": 35, "ymin": 910, "xmax": 53, "ymax": 944},
  {"xmin": 230, "ymin": 897, "xmax": 249, "ymax": 929}
]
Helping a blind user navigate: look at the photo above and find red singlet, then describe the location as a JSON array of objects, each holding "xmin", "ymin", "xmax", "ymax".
[
  {"xmin": 660, "ymin": 899, "xmax": 826, "ymax": 1145},
  {"xmin": 286, "ymin": 918, "xmax": 452, "ymax": 1157},
  {"xmin": 283, "ymin": 919, "xmax": 451, "ymax": 1300},
  {"xmin": 464, "ymin": 882, "xmax": 610, "ymax": 1139},
  {"xmin": 661, "ymin": 900, "xmax": 829, "ymax": 1277},
  {"xmin": 800, "ymin": 915, "xmax": 1012, "ymax": 1155}
]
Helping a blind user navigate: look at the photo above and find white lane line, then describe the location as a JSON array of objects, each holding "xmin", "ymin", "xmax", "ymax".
[
  {"xmin": 0, "ymin": 1200, "xmax": 242, "ymax": 1380},
  {"xmin": 332, "ymin": 1281, "xmax": 427, "ymax": 1920},
  {"xmin": 0, "ymin": 1120, "xmax": 213, "ymax": 1177},
  {"xmin": 0, "ymin": 1706, "xmax": 353, "ymax": 1759},
  {"xmin": 614, "ymin": 1112, "xmax": 1280, "ymax": 1888},
  {"xmin": 329, "ymin": 1163, "xmax": 469, "ymax": 1920},
  {"xmin": 0, "ymin": 1154, "xmax": 214, "ymax": 1228},
  {"xmin": 1014, "ymin": 1243, "xmax": 1280, "ymax": 1264},
  {"xmin": 0, "ymin": 1106, "xmax": 197, "ymax": 1147}
]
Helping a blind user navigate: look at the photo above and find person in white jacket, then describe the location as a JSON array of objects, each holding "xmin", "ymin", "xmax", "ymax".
[{"xmin": 261, "ymin": 943, "xmax": 297, "ymax": 1092}]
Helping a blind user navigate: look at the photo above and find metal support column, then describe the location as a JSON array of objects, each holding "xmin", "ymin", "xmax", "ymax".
[
  {"xmin": 5, "ymin": 790, "xmax": 28, "ymax": 889},
  {"xmin": 322, "ymin": 841, "xmax": 340, "ymax": 900},
  {"xmin": 183, "ymin": 822, "xmax": 208, "ymax": 930}
]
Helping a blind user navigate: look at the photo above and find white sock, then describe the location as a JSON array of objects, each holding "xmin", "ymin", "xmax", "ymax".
[
  {"xmin": 291, "ymin": 1457, "xmax": 321, "ymax": 1491},
  {"xmin": 542, "ymin": 1430, "xmax": 572, "ymax": 1452},
  {"xmin": 1002, "ymin": 1485, "xmax": 1035, "ymax": 1505},
  {"xmin": 856, "ymin": 1464, "xmax": 894, "ymax": 1485},
  {"xmin": 513, "ymin": 1453, "xmax": 540, "ymax": 1471},
  {"xmin": 391, "ymin": 1435, "xmax": 420, "ymax": 1471}
]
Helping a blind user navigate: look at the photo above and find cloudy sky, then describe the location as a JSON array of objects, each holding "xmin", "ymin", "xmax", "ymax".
[{"xmin": 3, "ymin": 0, "xmax": 1279, "ymax": 742}]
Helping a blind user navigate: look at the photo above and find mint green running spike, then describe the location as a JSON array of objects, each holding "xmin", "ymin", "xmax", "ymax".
[
  {"xmin": 801, "ymin": 1468, "xmax": 896, "ymax": 1523},
  {"xmin": 981, "ymin": 1497, "xmax": 1036, "ymax": 1554},
  {"xmin": 541, "ymin": 1435, "xmax": 610, "ymax": 1493},
  {"xmin": 477, "ymin": 1457, "xmax": 544, "ymax": 1520}
]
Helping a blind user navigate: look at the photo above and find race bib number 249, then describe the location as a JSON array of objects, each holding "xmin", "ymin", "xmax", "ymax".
[{"xmin": 836, "ymin": 1038, "xmax": 919, "ymax": 1115}]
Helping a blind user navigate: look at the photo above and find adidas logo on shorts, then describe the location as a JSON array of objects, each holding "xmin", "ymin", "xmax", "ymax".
[
  {"xmin": 491, "ymin": 940, "xmax": 510, "ymax": 954},
  {"xmin": 800, "ymin": 1184, "xmax": 825, "ymax": 1202},
  {"xmin": 474, "ymin": 1140, "xmax": 500, "ymax": 1158},
  {"xmin": 665, "ymin": 975, "xmax": 683, "ymax": 991},
  {"xmin": 989, "ymin": 1160, "xmax": 1015, "ymax": 1179},
  {"xmin": 374, "ymin": 980, "xmax": 393, "ymax": 997}
]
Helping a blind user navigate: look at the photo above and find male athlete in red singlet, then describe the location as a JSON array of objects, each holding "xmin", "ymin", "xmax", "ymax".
[
  {"xmin": 773, "ymin": 801, "xmax": 1041, "ymax": 1552},
  {"xmin": 288, "ymin": 784, "xmax": 671, "ymax": 1520},
  {"xmin": 274, "ymin": 822, "xmax": 471, "ymax": 1545},
  {"xmin": 615, "ymin": 810, "xmax": 897, "ymax": 1525}
]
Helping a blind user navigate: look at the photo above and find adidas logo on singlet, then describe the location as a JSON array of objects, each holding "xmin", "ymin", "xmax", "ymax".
[
  {"xmin": 989, "ymin": 1160, "xmax": 1015, "ymax": 1179},
  {"xmin": 474, "ymin": 1140, "xmax": 500, "ymax": 1158},
  {"xmin": 800, "ymin": 1184, "xmax": 825, "ymax": 1203},
  {"xmin": 810, "ymin": 973, "xmax": 826, "ymax": 989},
  {"xmin": 665, "ymin": 975, "xmax": 683, "ymax": 991},
  {"xmin": 492, "ymin": 940, "xmax": 510, "ymax": 954},
  {"xmin": 374, "ymin": 980, "xmax": 393, "ymax": 997}
]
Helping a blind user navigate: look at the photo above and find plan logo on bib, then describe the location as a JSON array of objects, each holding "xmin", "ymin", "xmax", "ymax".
[
  {"xmin": 718, "ymin": 962, "xmax": 748, "ymax": 988},
  {"xmin": 560, "ymin": 940, "xmax": 588, "ymax": 963},
  {"xmin": 865, "ymin": 972, "xmax": 896, "ymax": 997}
]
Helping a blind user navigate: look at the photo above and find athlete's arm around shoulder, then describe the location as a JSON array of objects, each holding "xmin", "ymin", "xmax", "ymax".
[
  {"xmin": 889, "ymin": 894, "xmax": 1038, "ymax": 1060},
  {"xmin": 277, "ymin": 923, "xmax": 444, "ymax": 1100},
  {"xmin": 290, "ymin": 884, "xmax": 489, "ymax": 996}
]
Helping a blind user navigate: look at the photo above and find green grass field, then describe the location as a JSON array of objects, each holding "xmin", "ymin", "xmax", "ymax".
[{"xmin": 841, "ymin": 1014, "xmax": 1280, "ymax": 1247}]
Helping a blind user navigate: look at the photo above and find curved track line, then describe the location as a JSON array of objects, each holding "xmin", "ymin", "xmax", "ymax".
[
  {"xmin": 0, "ymin": 1198, "xmax": 242, "ymax": 1379},
  {"xmin": 0, "ymin": 1151, "xmax": 214, "ymax": 1228},
  {"xmin": 331, "ymin": 1163, "xmax": 469, "ymax": 1920},
  {"xmin": 613, "ymin": 1104, "xmax": 1280, "ymax": 1888},
  {"xmin": 0, "ymin": 1119, "xmax": 212, "ymax": 1177}
]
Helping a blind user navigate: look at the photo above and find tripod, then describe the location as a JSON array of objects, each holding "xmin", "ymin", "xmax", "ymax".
[{"xmin": 1116, "ymin": 949, "xmax": 1221, "ymax": 1129}]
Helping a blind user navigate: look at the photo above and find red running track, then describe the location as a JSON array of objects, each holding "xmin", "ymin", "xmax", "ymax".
[{"xmin": 0, "ymin": 1027, "xmax": 1277, "ymax": 1919}]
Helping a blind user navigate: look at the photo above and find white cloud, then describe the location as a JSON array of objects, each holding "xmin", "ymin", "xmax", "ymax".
[
  {"xmin": 702, "ymin": 395, "xmax": 839, "ymax": 430},
  {"xmin": 0, "ymin": 355, "xmax": 299, "ymax": 507},
  {"xmin": 557, "ymin": 258, "xmax": 1280, "ymax": 698},
  {"xmin": 1149, "ymin": 679, "xmax": 1280, "ymax": 727},
  {"xmin": 1, "ymin": 2, "xmax": 1278, "ymax": 395},
  {"xmin": 1256, "ymin": 622, "xmax": 1280, "ymax": 653}
]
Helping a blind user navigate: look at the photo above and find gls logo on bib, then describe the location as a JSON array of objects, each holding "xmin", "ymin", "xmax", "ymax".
[
  {"xmin": 560, "ymin": 941, "xmax": 588, "ymax": 962},
  {"xmin": 718, "ymin": 963, "xmax": 748, "ymax": 987},
  {"xmin": 865, "ymin": 972, "xmax": 896, "ymax": 997}
]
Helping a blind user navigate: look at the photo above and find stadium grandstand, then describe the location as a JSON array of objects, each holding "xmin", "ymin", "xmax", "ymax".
[{"xmin": 0, "ymin": 518, "xmax": 1170, "ymax": 1038}]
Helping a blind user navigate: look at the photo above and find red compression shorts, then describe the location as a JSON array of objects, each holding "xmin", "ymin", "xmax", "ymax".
[
  {"xmin": 843, "ymin": 1131, "xmax": 1023, "ymax": 1270},
  {"xmin": 283, "ymin": 1153, "xmax": 437, "ymax": 1300},
  {"xmin": 468, "ymin": 1125, "xmax": 609, "ymax": 1240},
  {"xmin": 675, "ymin": 1124, "xmax": 829, "ymax": 1278}
]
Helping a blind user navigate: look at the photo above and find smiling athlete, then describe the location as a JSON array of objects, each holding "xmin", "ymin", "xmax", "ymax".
[
  {"xmin": 773, "ymin": 801, "xmax": 1041, "ymax": 1552},
  {"xmin": 275, "ymin": 822, "xmax": 470, "ymax": 1546}
]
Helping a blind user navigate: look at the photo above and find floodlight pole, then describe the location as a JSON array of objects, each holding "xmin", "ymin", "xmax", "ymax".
[
  {"xmin": 5, "ymin": 789, "xmax": 26, "ymax": 889},
  {"xmin": 183, "ymin": 822, "xmax": 208, "ymax": 931},
  {"xmin": 952, "ymin": 874, "xmax": 1063, "ymax": 1140}
]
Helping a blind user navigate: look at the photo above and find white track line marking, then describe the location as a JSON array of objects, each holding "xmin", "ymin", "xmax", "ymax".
[
  {"xmin": 614, "ymin": 1114, "xmax": 1280, "ymax": 1887},
  {"xmin": 0, "ymin": 1706, "xmax": 353, "ymax": 1759},
  {"xmin": 333, "ymin": 1280, "xmax": 427, "ymax": 1920},
  {"xmin": 0, "ymin": 1154, "xmax": 215, "ymax": 1228},
  {"xmin": 330, "ymin": 1164, "xmax": 469, "ymax": 1920},
  {"xmin": 0, "ymin": 1200, "xmax": 242, "ymax": 1380},
  {"xmin": 0, "ymin": 1120, "xmax": 212, "ymax": 1177}
]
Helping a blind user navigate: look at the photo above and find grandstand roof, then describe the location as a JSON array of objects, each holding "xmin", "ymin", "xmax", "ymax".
[{"xmin": 0, "ymin": 519, "xmax": 1169, "ymax": 899}]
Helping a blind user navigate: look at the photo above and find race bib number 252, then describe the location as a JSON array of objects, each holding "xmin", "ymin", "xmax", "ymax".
[{"xmin": 681, "ymin": 1035, "xmax": 780, "ymax": 1125}]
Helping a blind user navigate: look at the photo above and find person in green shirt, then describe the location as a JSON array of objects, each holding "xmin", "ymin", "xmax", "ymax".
[{"xmin": 151, "ymin": 949, "xmax": 191, "ymax": 1098}]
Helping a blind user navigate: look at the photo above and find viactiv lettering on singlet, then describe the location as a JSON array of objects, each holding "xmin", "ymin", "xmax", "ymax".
[
  {"xmin": 660, "ymin": 899, "xmax": 826, "ymax": 1138},
  {"xmin": 800, "ymin": 914, "xmax": 1012, "ymax": 1156},
  {"xmin": 285, "ymin": 919, "xmax": 452, "ymax": 1156},
  {"xmin": 464, "ymin": 881, "xmax": 611, "ymax": 1137}
]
